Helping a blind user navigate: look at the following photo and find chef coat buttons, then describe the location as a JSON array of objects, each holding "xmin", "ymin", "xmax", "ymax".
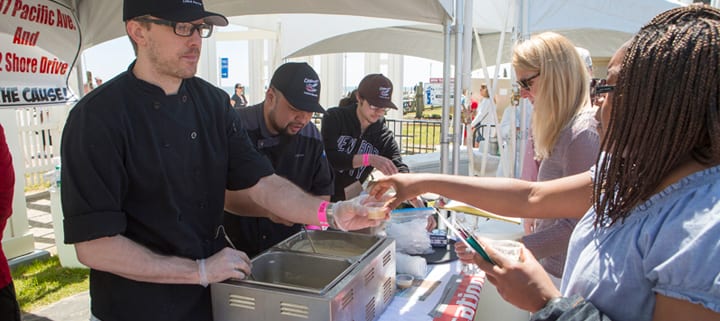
[
  {"xmin": 182, "ymin": 95, "xmax": 188, "ymax": 103},
  {"xmin": 191, "ymin": 131, "xmax": 197, "ymax": 139},
  {"xmin": 153, "ymin": 101, "xmax": 161, "ymax": 110}
]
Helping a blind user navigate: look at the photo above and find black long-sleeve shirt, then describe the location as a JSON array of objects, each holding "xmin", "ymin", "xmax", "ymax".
[{"xmin": 321, "ymin": 103, "xmax": 408, "ymax": 201}]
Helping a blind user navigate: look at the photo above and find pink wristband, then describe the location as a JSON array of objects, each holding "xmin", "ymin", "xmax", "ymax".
[
  {"xmin": 362, "ymin": 153, "xmax": 370, "ymax": 166},
  {"xmin": 317, "ymin": 200, "xmax": 330, "ymax": 228}
]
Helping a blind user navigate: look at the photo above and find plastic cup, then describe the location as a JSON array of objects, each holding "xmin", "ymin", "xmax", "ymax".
[
  {"xmin": 487, "ymin": 239, "xmax": 522, "ymax": 262},
  {"xmin": 396, "ymin": 274, "xmax": 415, "ymax": 289},
  {"xmin": 365, "ymin": 202, "xmax": 387, "ymax": 220}
]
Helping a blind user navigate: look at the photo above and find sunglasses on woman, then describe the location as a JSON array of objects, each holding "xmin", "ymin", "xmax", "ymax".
[{"xmin": 517, "ymin": 73, "xmax": 540, "ymax": 90}]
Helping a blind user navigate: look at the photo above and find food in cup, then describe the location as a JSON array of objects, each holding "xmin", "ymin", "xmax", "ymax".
[{"xmin": 365, "ymin": 202, "xmax": 387, "ymax": 219}]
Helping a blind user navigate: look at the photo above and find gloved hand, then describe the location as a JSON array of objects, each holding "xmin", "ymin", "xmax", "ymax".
[{"xmin": 332, "ymin": 194, "xmax": 388, "ymax": 231}]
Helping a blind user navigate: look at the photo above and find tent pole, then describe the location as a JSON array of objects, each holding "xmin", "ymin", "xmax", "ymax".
[
  {"xmin": 517, "ymin": 0, "xmax": 531, "ymax": 179},
  {"xmin": 441, "ymin": 17, "xmax": 452, "ymax": 175},
  {"xmin": 463, "ymin": 0, "xmax": 474, "ymax": 177},
  {"xmin": 75, "ymin": 54, "xmax": 85, "ymax": 100},
  {"xmin": 71, "ymin": 0, "xmax": 84, "ymax": 99},
  {"xmin": 452, "ymin": 0, "xmax": 464, "ymax": 175}
]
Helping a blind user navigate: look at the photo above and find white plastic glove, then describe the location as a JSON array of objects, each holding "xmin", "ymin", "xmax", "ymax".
[{"xmin": 332, "ymin": 194, "xmax": 388, "ymax": 231}]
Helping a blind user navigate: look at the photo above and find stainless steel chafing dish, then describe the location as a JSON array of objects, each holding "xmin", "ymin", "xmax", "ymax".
[{"xmin": 211, "ymin": 230, "xmax": 396, "ymax": 321}]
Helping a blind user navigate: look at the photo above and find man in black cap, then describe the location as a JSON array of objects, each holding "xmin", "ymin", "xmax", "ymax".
[
  {"xmin": 223, "ymin": 62, "xmax": 333, "ymax": 258},
  {"xmin": 60, "ymin": 1, "xmax": 384, "ymax": 320}
]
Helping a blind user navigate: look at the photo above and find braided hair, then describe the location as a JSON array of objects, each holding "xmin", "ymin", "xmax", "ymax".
[{"xmin": 593, "ymin": 4, "xmax": 720, "ymax": 226}]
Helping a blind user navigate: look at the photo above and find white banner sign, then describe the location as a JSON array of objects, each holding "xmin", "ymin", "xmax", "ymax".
[
  {"xmin": 425, "ymin": 78, "xmax": 455, "ymax": 107},
  {"xmin": 0, "ymin": 0, "xmax": 80, "ymax": 107}
]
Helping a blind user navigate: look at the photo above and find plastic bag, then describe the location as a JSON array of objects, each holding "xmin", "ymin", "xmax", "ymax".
[{"xmin": 386, "ymin": 208, "xmax": 434, "ymax": 255}]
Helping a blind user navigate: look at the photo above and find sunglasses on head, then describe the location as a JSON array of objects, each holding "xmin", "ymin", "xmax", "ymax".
[{"xmin": 517, "ymin": 73, "xmax": 540, "ymax": 90}]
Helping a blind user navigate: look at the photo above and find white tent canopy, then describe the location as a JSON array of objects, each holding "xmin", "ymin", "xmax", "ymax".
[
  {"xmin": 527, "ymin": 1, "xmax": 683, "ymax": 34},
  {"xmin": 285, "ymin": 26, "xmax": 632, "ymax": 67},
  {"xmin": 285, "ymin": 0, "xmax": 685, "ymax": 64},
  {"xmin": 64, "ymin": 0, "xmax": 454, "ymax": 50},
  {"xmin": 68, "ymin": 0, "xmax": 682, "ymax": 58}
]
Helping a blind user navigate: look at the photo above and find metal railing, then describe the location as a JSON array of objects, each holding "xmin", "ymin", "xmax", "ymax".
[{"xmin": 312, "ymin": 116, "xmax": 442, "ymax": 155}]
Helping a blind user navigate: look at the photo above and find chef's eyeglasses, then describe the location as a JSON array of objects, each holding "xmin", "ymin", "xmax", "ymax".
[
  {"xmin": 517, "ymin": 73, "xmax": 540, "ymax": 90},
  {"xmin": 135, "ymin": 17, "xmax": 214, "ymax": 38}
]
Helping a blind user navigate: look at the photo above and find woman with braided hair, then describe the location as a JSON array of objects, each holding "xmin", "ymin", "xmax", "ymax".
[{"xmin": 369, "ymin": 4, "xmax": 720, "ymax": 320}]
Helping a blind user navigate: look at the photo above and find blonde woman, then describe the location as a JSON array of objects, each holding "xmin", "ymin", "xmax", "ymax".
[{"xmin": 512, "ymin": 32, "xmax": 600, "ymax": 280}]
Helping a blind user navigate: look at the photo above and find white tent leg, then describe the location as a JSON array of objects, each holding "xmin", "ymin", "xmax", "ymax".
[{"xmin": 440, "ymin": 18, "xmax": 452, "ymax": 175}]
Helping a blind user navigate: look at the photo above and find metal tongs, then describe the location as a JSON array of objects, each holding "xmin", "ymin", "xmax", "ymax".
[
  {"xmin": 302, "ymin": 226, "xmax": 319, "ymax": 253},
  {"xmin": 216, "ymin": 225, "xmax": 256, "ymax": 280}
]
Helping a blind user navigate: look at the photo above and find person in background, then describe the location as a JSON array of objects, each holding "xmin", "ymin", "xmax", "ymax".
[
  {"xmin": 230, "ymin": 83, "xmax": 248, "ymax": 109},
  {"xmin": 519, "ymin": 45, "xmax": 597, "ymax": 238},
  {"xmin": 495, "ymin": 102, "xmax": 533, "ymax": 178},
  {"xmin": 223, "ymin": 62, "xmax": 333, "ymax": 258},
  {"xmin": 322, "ymin": 74, "xmax": 409, "ymax": 202},
  {"xmin": 83, "ymin": 71, "xmax": 104, "ymax": 94},
  {"xmin": 0, "ymin": 125, "xmax": 20, "ymax": 321},
  {"xmin": 519, "ymin": 47, "xmax": 593, "ymax": 183},
  {"xmin": 60, "ymin": 1, "xmax": 383, "ymax": 320},
  {"xmin": 470, "ymin": 84, "xmax": 496, "ymax": 147},
  {"xmin": 575, "ymin": 47, "xmax": 593, "ymax": 76},
  {"xmin": 323, "ymin": 75, "xmax": 433, "ymax": 230},
  {"xmin": 370, "ymin": 5, "xmax": 720, "ymax": 320},
  {"xmin": 508, "ymin": 32, "xmax": 601, "ymax": 282}
]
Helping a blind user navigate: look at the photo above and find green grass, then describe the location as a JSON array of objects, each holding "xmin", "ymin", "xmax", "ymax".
[
  {"xmin": 403, "ymin": 105, "xmax": 443, "ymax": 119},
  {"xmin": 24, "ymin": 173, "xmax": 52, "ymax": 193},
  {"xmin": 400, "ymin": 106, "xmax": 444, "ymax": 153},
  {"xmin": 11, "ymin": 255, "xmax": 89, "ymax": 312},
  {"xmin": 400, "ymin": 122, "xmax": 441, "ymax": 148}
]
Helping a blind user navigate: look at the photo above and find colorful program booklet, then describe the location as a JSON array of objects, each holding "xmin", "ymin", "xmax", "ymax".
[{"xmin": 439, "ymin": 200, "xmax": 521, "ymax": 224}]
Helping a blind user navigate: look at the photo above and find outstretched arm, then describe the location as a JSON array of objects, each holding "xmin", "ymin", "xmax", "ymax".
[
  {"xmin": 368, "ymin": 171, "xmax": 593, "ymax": 219},
  {"xmin": 227, "ymin": 174, "xmax": 384, "ymax": 231}
]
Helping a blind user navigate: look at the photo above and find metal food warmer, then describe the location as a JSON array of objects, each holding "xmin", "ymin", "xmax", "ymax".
[{"xmin": 211, "ymin": 230, "xmax": 396, "ymax": 321}]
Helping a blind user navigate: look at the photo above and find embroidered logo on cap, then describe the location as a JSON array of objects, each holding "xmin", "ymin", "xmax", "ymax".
[
  {"xmin": 182, "ymin": 0, "xmax": 203, "ymax": 6},
  {"xmin": 378, "ymin": 86, "xmax": 392, "ymax": 100},
  {"xmin": 304, "ymin": 78, "xmax": 319, "ymax": 97}
]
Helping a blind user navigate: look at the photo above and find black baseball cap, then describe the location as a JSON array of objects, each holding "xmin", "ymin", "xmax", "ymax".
[
  {"xmin": 270, "ymin": 62, "xmax": 325, "ymax": 113},
  {"xmin": 357, "ymin": 74, "xmax": 397, "ymax": 109},
  {"xmin": 123, "ymin": 0, "xmax": 229, "ymax": 26}
]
